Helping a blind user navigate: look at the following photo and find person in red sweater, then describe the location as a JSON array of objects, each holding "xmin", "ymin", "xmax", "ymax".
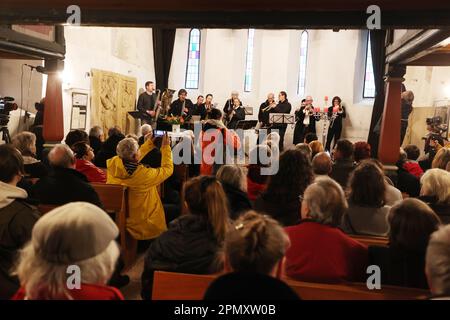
[
  {"xmin": 246, "ymin": 144, "xmax": 271, "ymax": 202},
  {"xmin": 403, "ymin": 144, "xmax": 424, "ymax": 178},
  {"xmin": 72, "ymin": 141, "xmax": 107, "ymax": 183},
  {"xmin": 200, "ymin": 108, "xmax": 241, "ymax": 175},
  {"xmin": 285, "ymin": 177, "xmax": 368, "ymax": 283},
  {"xmin": 12, "ymin": 202, "xmax": 124, "ymax": 300}
]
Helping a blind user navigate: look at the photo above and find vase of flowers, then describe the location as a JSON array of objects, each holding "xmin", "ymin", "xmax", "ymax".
[{"xmin": 164, "ymin": 115, "xmax": 184, "ymax": 132}]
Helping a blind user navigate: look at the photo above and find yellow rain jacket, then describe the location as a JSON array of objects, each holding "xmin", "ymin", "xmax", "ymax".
[{"xmin": 106, "ymin": 140, "xmax": 173, "ymax": 240}]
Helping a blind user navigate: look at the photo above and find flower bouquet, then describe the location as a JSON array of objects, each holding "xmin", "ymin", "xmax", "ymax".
[{"xmin": 163, "ymin": 115, "xmax": 184, "ymax": 132}]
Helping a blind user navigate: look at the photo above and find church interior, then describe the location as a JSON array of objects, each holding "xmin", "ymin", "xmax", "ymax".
[{"xmin": 1, "ymin": 0, "xmax": 450, "ymax": 305}]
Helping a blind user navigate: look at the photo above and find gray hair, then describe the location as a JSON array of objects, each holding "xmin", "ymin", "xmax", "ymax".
[
  {"xmin": 48, "ymin": 144, "xmax": 75, "ymax": 168},
  {"xmin": 89, "ymin": 125, "xmax": 103, "ymax": 139},
  {"xmin": 421, "ymin": 168, "xmax": 450, "ymax": 205},
  {"xmin": 11, "ymin": 131, "xmax": 36, "ymax": 156},
  {"xmin": 303, "ymin": 177, "xmax": 348, "ymax": 226},
  {"xmin": 426, "ymin": 225, "xmax": 450, "ymax": 296},
  {"xmin": 116, "ymin": 138, "xmax": 139, "ymax": 161},
  {"xmin": 140, "ymin": 124, "xmax": 152, "ymax": 136},
  {"xmin": 14, "ymin": 241, "xmax": 119, "ymax": 299},
  {"xmin": 216, "ymin": 165, "xmax": 247, "ymax": 192}
]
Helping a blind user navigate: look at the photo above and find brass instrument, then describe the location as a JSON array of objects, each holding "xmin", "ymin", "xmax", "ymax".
[
  {"xmin": 153, "ymin": 89, "xmax": 162, "ymax": 122},
  {"xmin": 262, "ymin": 101, "xmax": 277, "ymax": 112}
]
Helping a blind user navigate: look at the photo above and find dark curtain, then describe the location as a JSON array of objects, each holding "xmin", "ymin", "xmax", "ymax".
[
  {"xmin": 367, "ymin": 30, "xmax": 387, "ymax": 158},
  {"xmin": 152, "ymin": 28, "xmax": 176, "ymax": 91}
]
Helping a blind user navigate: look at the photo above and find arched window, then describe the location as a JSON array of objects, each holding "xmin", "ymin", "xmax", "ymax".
[
  {"xmin": 297, "ymin": 30, "xmax": 308, "ymax": 97},
  {"xmin": 363, "ymin": 34, "xmax": 376, "ymax": 98},
  {"xmin": 185, "ymin": 29, "xmax": 201, "ymax": 89},
  {"xmin": 244, "ymin": 29, "xmax": 255, "ymax": 92}
]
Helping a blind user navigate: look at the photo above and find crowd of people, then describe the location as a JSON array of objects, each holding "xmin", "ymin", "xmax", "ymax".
[{"xmin": 1, "ymin": 96, "xmax": 450, "ymax": 300}]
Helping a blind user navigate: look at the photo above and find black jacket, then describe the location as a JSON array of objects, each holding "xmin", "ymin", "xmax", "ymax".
[
  {"xmin": 295, "ymin": 106, "xmax": 316, "ymax": 133},
  {"xmin": 31, "ymin": 167, "xmax": 103, "ymax": 208},
  {"xmin": 258, "ymin": 101, "xmax": 272, "ymax": 127},
  {"xmin": 328, "ymin": 105, "xmax": 346, "ymax": 129},
  {"xmin": 254, "ymin": 193, "xmax": 300, "ymax": 227},
  {"xmin": 396, "ymin": 166, "xmax": 421, "ymax": 198},
  {"xmin": 141, "ymin": 214, "xmax": 222, "ymax": 300},
  {"xmin": 270, "ymin": 100, "xmax": 292, "ymax": 129},
  {"xmin": 169, "ymin": 98, "xmax": 194, "ymax": 117},
  {"xmin": 137, "ymin": 91, "xmax": 157, "ymax": 113},
  {"xmin": 369, "ymin": 245, "xmax": 429, "ymax": 289},
  {"xmin": 222, "ymin": 183, "xmax": 252, "ymax": 220},
  {"xmin": 226, "ymin": 107, "xmax": 246, "ymax": 130},
  {"xmin": 330, "ymin": 158, "xmax": 356, "ymax": 189},
  {"xmin": 223, "ymin": 98, "xmax": 242, "ymax": 115},
  {"xmin": 94, "ymin": 134, "xmax": 125, "ymax": 168},
  {"xmin": 196, "ymin": 104, "xmax": 214, "ymax": 120},
  {"xmin": 0, "ymin": 199, "xmax": 40, "ymax": 299},
  {"xmin": 89, "ymin": 136, "xmax": 103, "ymax": 156},
  {"xmin": 419, "ymin": 196, "xmax": 450, "ymax": 224}
]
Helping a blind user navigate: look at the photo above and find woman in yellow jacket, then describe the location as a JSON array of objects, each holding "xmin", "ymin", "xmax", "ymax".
[{"xmin": 107, "ymin": 133, "xmax": 173, "ymax": 240}]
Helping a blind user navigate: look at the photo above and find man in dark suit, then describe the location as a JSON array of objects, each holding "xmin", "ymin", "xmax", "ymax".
[
  {"xmin": 32, "ymin": 144, "xmax": 102, "ymax": 208},
  {"xmin": 270, "ymin": 91, "xmax": 292, "ymax": 151}
]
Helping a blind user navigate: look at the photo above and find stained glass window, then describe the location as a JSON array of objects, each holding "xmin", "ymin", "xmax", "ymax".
[
  {"xmin": 297, "ymin": 30, "xmax": 308, "ymax": 97},
  {"xmin": 244, "ymin": 29, "xmax": 255, "ymax": 92},
  {"xmin": 185, "ymin": 29, "xmax": 201, "ymax": 89}
]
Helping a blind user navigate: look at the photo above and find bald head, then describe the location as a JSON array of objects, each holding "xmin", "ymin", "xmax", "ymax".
[
  {"xmin": 312, "ymin": 152, "xmax": 332, "ymax": 175},
  {"xmin": 48, "ymin": 144, "xmax": 76, "ymax": 169}
]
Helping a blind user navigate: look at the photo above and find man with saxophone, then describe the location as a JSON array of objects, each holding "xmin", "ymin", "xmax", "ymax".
[
  {"xmin": 137, "ymin": 81, "xmax": 160, "ymax": 126},
  {"xmin": 168, "ymin": 89, "xmax": 194, "ymax": 117}
]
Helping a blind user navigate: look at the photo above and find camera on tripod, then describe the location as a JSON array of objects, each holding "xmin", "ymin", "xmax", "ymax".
[{"xmin": 0, "ymin": 96, "xmax": 18, "ymax": 126}]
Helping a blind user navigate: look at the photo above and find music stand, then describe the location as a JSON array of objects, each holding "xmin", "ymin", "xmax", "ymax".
[
  {"xmin": 236, "ymin": 120, "xmax": 258, "ymax": 130},
  {"xmin": 269, "ymin": 113, "xmax": 295, "ymax": 125},
  {"xmin": 128, "ymin": 111, "xmax": 145, "ymax": 120}
]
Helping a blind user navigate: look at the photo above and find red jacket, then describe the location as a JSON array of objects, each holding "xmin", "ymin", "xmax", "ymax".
[
  {"xmin": 403, "ymin": 161, "xmax": 423, "ymax": 179},
  {"xmin": 76, "ymin": 159, "xmax": 107, "ymax": 183},
  {"xmin": 12, "ymin": 283, "xmax": 124, "ymax": 300},
  {"xmin": 200, "ymin": 127, "xmax": 240, "ymax": 175},
  {"xmin": 285, "ymin": 221, "xmax": 368, "ymax": 283},
  {"xmin": 247, "ymin": 177, "xmax": 267, "ymax": 201}
]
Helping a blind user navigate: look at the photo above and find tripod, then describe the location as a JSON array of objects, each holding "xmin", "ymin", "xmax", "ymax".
[{"xmin": 0, "ymin": 126, "xmax": 11, "ymax": 144}]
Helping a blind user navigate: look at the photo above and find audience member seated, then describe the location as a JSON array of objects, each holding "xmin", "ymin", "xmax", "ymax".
[
  {"xmin": 295, "ymin": 143, "xmax": 312, "ymax": 160},
  {"xmin": 141, "ymin": 176, "xmax": 230, "ymax": 300},
  {"xmin": 72, "ymin": 142, "xmax": 107, "ymax": 183},
  {"xmin": 246, "ymin": 145, "xmax": 271, "ymax": 202},
  {"xmin": 204, "ymin": 211, "xmax": 299, "ymax": 300},
  {"xmin": 255, "ymin": 148, "xmax": 313, "ymax": 227},
  {"xmin": 369, "ymin": 199, "xmax": 441, "ymax": 290},
  {"xmin": 126, "ymin": 133, "xmax": 139, "ymax": 142},
  {"xmin": 138, "ymin": 124, "xmax": 152, "ymax": 146},
  {"xmin": 419, "ymin": 169, "xmax": 450, "ymax": 224},
  {"xmin": 403, "ymin": 144, "xmax": 424, "ymax": 178},
  {"xmin": 366, "ymin": 159, "xmax": 403, "ymax": 205},
  {"xmin": 107, "ymin": 135, "xmax": 173, "ymax": 240},
  {"xmin": 341, "ymin": 161, "xmax": 390, "ymax": 236},
  {"xmin": 32, "ymin": 144, "xmax": 102, "ymax": 207},
  {"xmin": 94, "ymin": 127, "xmax": 125, "ymax": 168},
  {"xmin": 426, "ymin": 225, "xmax": 450, "ymax": 299},
  {"xmin": 330, "ymin": 139, "xmax": 355, "ymax": 188},
  {"xmin": 12, "ymin": 202, "xmax": 123, "ymax": 300},
  {"xmin": 262, "ymin": 132, "xmax": 280, "ymax": 150},
  {"xmin": 432, "ymin": 147, "xmax": 450, "ymax": 170},
  {"xmin": 11, "ymin": 131, "xmax": 48, "ymax": 179},
  {"xmin": 353, "ymin": 141, "xmax": 371, "ymax": 164},
  {"xmin": 200, "ymin": 108, "xmax": 241, "ymax": 175},
  {"xmin": 312, "ymin": 152, "xmax": 332, "ymax": 178},
  {"xmin": 285, "ymin": 177, "xmax": 368, "ymax": 283},
  {"xmin": 304, "ymin": 132, "xmax": 318, "ymax": 144},
  {"xmin": 0, "ymin": 145, "xmax": 40, "ymax": 299},
  {"xmin": 89, "ymin": 125, "xmax": 104, "ymax": 156},
  {"xmin": 396, "ymin": 149, "xmax": 421, "ymax": 198},
  {"xmin": 65, "ymin": 129, "xmax": 89, "ymax": 148},
  {"xmin": 216, "ymin": 165, "xmax": 252, "ymax": 219},
  {"xmin": 309, "ymin": 140, "xmax": 324, "ymax": 159}
]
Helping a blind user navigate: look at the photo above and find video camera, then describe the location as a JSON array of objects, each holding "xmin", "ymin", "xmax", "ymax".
[
  {"xmin": 0, "ymin": 96, "xmax": 18, "ymax": 126},
  {"xmin": 426, "ymin": 116, "xmax": 448, "ymax": 134}
]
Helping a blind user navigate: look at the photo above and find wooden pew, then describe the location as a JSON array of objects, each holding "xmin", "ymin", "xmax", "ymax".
[
  {"xmin": 152, "ymin": 271, "xmax": 428, "ymax": 300},
  {"xmin": 350, "ymin": 235, "xmax": 389, "ymax": 247},
  {"xmin": 91, "ymin": 183, "xmax": 137, "ymax": 270}
]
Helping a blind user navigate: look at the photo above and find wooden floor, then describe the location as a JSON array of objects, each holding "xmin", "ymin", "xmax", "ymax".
[{"xmin": 121, "ymin": 254, "xmax": 145, "ymax": 300}]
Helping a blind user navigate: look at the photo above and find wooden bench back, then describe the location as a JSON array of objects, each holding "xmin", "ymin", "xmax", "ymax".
[
  {"xmin": 152, "ymin": 271, "xmax": 428, "ymax": 300},
  {"xmin": 350, "ymin": 235, "xmax": 389, "ymax": 247},
  {"xmin": 91, "ymin": 183, "xmax": 127, "ymax": 215}
]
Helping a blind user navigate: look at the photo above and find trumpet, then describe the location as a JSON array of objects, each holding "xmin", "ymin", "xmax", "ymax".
[{"xmin": 262, "ymin": 101, "xmax": 277, "ymax": 112}]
